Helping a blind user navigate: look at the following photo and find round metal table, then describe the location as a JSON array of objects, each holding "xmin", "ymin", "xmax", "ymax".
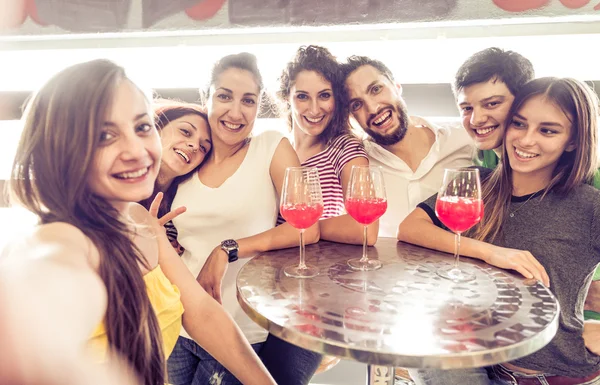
[{"xmin": 236, "ymin": 238, "xmax": 559, "ymax": 385}]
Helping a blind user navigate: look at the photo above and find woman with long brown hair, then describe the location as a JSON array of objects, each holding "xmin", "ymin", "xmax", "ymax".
[
  {"xmin": 167, "ymin": 52, "xmax": 321, "ymax": 385},
  {"xmin": 0, "ymin": 59, "xmax": 275, "ymax": 385},
  {"xmin": 399, "ymin": 77, "xmax": 600, "ymax": 384},
  {"xmin": 277, "ymin": 45, "xmax": 377, "ymax": 245},
  {"xmin": 139, "ymin": 101, "xmax": 212, "ymax": 253}
]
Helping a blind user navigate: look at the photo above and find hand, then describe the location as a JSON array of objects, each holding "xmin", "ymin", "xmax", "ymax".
[
  {"xmin": 197, "ymin": 246, "xmax": 229, "ymax": 304},
  {"xmin": 585, "ymin": 281, "xmax": 600, "ymax": 312},
  {"xmin": 484, "ymin": 245, "xmax": 550, "ymax": 287},
  {"xmin": 148, "ymin": 192, "xmax": 186, "ymax": 227},
  {"xmin": 583, "ymin": 321, "xmax": 600, "ymax": 355}
]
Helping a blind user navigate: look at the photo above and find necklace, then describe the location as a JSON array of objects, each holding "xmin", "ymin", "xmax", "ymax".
[{"xmin": 509, "ymin": 192, "xmax": 539, "ymax": 218}]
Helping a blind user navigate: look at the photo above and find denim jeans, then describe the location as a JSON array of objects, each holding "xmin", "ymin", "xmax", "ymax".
[
  {"xmin": 167, "ymin": 334, "xmax": 321, "ymax": 385},
  {"xmin": 409, "ymin": 366, "xmax": 600, "ymax": 385}
]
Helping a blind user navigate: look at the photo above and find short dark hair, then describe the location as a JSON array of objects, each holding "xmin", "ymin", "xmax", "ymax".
[
  {"xmin": 277, "ymin": 45, "xmax": 350, "ymax": 145},
  {"xmin": 340, "ymin": 55, "xmax": 395, "ymax": 84},
  {"xmin": 453, "ymin": 47, "xmax": 535, "ymax": 96}
]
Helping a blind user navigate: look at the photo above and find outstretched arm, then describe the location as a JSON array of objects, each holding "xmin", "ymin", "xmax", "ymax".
[
  {"xmin": 0, "ymin": 223, "xmax": 131, "ymax": 384},
  {"xmin": 398, "ymin": 206, "xmax": 549, "ymax": 286}
]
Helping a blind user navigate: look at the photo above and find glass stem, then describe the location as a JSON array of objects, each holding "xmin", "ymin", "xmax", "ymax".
[
  {"xmin": 360, "ymin": 225, "xmax": 368, "ymax": 262},
  {"xmin": 454, "ymin": 232, "xmax": 461, "ymax": 269},
  {"xmin": 298, "ymin": 229, "xmax": 306, "ymax": 269}
]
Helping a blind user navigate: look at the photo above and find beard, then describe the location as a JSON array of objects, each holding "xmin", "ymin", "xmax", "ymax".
[{"xmin": 364, "ymin": 102, "xmax": 409, "ymax": 146}]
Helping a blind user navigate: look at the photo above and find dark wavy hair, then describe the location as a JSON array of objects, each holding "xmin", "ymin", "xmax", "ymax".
[
  {"xmin": 139, "ymin": 100, "xmax": 209, "ymax": 218},
  {"xmin": 10, "ymin": 59, "xmax": 165, "ymax": 384},
  {"xmin": 453, "ymin": 47, "xmax": 535, "ymax": 96},
  {"xmin": 277, "ymin": 45, "xmax": 351, "ymax": 145}
]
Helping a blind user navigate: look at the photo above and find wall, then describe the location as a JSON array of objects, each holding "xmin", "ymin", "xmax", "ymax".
[{"xmin": 1, "ymin": 0, "xmax": 600, "ymax": 36}]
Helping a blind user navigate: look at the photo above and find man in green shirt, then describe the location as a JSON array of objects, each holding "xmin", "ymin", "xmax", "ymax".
[
  {"xmin": 453, "ymin": 47, "xmax": 600, "ymax": 320},
  {"xmin": 453, "ymin": 47, "xmax": 533, "ymax": 168}
]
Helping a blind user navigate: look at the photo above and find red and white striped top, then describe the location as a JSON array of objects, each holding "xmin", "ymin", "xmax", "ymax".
[{"xmin": 304, "ymin": 134, "xmax": 367, "ymax": 219}]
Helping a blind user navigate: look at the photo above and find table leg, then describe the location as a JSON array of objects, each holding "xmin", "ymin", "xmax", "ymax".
[{"xmin": 366, "ymin": 365, "xmax": 395, "ymax": 385}]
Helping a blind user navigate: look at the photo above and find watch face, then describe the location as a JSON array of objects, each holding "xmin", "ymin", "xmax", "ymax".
[{"xmin": 222, "ymin": 239, "xmax": 238, "ymax": 250}]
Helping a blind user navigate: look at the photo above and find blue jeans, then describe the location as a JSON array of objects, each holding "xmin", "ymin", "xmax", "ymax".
[
  {"xmin": 409, "ymin": 367, "xmax": 507, "ymax": 385},
  {"xmin": 167, "ymin": 334, "xmax": 321, "ymax": 385},
  {"xmin": 409, "ymin": 366, "xmax": 600, "ymax": 385}
]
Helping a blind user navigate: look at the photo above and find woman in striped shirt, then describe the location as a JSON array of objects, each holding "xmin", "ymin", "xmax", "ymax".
[{"xmin": 277, "ymin": 45, "xmax": 379, "ymax": 245}]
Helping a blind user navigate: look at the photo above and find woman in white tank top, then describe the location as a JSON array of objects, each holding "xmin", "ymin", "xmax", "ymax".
[{"xmin": 167, "ymin": 53, "xmax": 323, "ymax": 385}]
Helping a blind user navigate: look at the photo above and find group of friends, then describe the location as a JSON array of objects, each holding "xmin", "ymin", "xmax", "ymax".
[{"xmin": 0, "ymin": 44, "xmax": 599, "ymax": 385}]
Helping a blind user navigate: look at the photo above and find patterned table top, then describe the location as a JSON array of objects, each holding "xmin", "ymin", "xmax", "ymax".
[{"xmin": 236, "ymin": 238, "xmax": 559, "ymax": 369}]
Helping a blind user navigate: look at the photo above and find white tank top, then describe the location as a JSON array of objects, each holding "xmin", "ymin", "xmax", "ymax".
[{"xmin": 172, "ymin": 130, "xmax": 283, "ymax": 343}]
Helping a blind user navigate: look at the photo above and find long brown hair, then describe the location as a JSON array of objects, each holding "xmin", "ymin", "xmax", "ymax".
[
  {"xmin": 277, "ymin": 45, "xmax": 352, "ymax": 146},
  {"xmin": 139, "ymin": 100, "xmax": 210, "ymax": 217},
  {"xmin": 10, "ymin": 59, "xmax": 165, "ymax": 384},
  {"xmin": 469, "ymin": 77, "xmax": 599, "ymax": 242}
]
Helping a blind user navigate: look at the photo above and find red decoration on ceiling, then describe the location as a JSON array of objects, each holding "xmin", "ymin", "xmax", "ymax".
[
  {"xmin": 594, "ymin": 1, "xmax": 600, "ymax": 9},
  {"xmin": 492, "ymin": 0, "xmax": 550, "ymax": 12},
  {"xmin": 185, "ymin": 0, "xmax": 227, "ymax": 20},
  {"xmin": 559, "ymin": 0, "xmax": 591, "ymax": 8},
  {"xmin": 26, "ymin": 0, "xmax": 48, "ymax": 26}
]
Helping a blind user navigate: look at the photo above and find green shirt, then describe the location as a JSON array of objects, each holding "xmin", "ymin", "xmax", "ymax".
[{"xmin": 475, "ymin": 149, "xmax": 500, "ymax": 169}]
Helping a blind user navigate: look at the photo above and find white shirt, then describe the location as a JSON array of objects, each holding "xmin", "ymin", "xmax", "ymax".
[
  {"xmin": 365, "ymin": 118, "xmax": 474, "ymax": 237},
  {"xmin": 173, "ymin": 130, "xmax": 283, "ymax": 344}
]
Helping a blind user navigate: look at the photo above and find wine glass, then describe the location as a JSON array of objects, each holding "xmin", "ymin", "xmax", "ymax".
[
  {"xmin": 435, "ymin": 168, "xmax": 484, "ymax": 282},
  {"xmin": 345, "ymin": 165, "xmax": 387, "ymax": 271},
  {"xmin": 280, "ymin": 167, "xmax": 324, "ymax": 278}
]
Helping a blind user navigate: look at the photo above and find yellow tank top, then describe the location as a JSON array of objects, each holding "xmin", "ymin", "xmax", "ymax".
[{"xmin": 88, "ymin": 265, "xmax": 184, "ymax": 359}]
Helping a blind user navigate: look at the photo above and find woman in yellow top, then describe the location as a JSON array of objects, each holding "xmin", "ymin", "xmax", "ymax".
[{"xmin": 0, "ymin": 59, "xmax": 276, "ymax": 385}]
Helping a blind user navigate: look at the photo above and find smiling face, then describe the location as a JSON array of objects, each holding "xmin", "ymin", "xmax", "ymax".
[
  {"xmin": 345, "ymin": 65, "xmax": 409, "ymax": 146},
  {"xmin": 159, "ymin": 114, "xmax": 211, "ymax": 177},
  {"xmin": 456, "ymin": 79, "xmax": 515, "ymax": 151},
  {"xmin": 290, "ymin": 70, "xmax": 335, "ymax": 138},
  {"xmin": 206, "ymin": 68, "xmax": 260, "ymax": 147},
  {"xmin": 87, "ymin": 80, "xmax": 161, "ymax": 211},
  {"xmin": 505, "ymin": 94, "xmax": 575, "ymax": 185}
]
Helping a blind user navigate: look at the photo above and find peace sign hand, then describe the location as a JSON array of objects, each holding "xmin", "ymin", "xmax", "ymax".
[{"xmin": 148, "ymin": 192, "xmax": 186, "ymax": 227}]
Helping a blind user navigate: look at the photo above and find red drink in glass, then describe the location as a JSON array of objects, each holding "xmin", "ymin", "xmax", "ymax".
[
  {"xmin": 435, "ymin": 196, "xmax": 483, "ymax": 233},
  {"xmin": 345, "ymin": 165, "xmax": 387, "ymax": 271},
  {"xmin": 281, "ymin": 203, "xmax": 323, "ymax": 230},
  {"xmin": 345, "ymin": 197, "xmax": 387, "ymax": 225}
]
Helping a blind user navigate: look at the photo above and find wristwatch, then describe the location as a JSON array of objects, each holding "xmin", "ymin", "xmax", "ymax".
[{"xmin": 220, "ymin": 239, "xmax": 239, "ymax": 263}]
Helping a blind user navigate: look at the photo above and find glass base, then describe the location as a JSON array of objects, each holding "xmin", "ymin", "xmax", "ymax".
[
  {"xmin": 284, "ymin": 264, "xmax": 319, "ymax": 278},
  {"xmin": 437, "ymin": 266, "xmax": 475, "ymax": 282},
  {"xmin": 348, "ymin": 258, "xmax": 382, "ymax": 271}
]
